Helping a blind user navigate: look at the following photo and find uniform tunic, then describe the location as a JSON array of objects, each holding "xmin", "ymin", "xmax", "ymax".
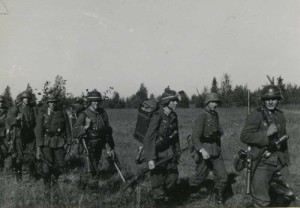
[
  {"xmin": 189, "ymin": 108, "xmax": 228, "ymax": 191},
  {"xmin": 240, "ymin": 106, "xmax": 293, "ymax": 207},
  {"xmin": 143, "ymin": 108, "xmax": 180, "ymax": 200}
]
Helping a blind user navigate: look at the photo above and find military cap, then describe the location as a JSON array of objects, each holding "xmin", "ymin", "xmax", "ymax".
[
  {"xmin": 160, "ymin": 90, "xmax": 180, "ymax": 106},
  {"xmin": 204, "ymin": 93, "xmax": 221, "ymax": 105},
  {"xmin": 260, "ymin": 85, "xmax": 283, "ymax": 100},
  {"xmin": 47, "ymin": 94, "xmax": 59, "ymax": 103},
  {"xmin": 87, "ymin": 90, "xmax": 102, "ymax": 102}
]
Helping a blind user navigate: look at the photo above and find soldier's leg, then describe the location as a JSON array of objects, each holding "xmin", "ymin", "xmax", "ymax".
[
  {"xmin": 211, "ymin": 155, "xmax": 228, "ymax": 204},
  {"xmin": 269, "ymin": 164, "xmax": 295, "ymax": 207},
  {"xmin": 251, "ymin": 163, "xmax": 275, "ymax": 207},
  {"xmin": 53, "ymin": 147, "xmax": 65, "ymax": 179},
  {"xmin": 24, "ymin": 141, "xmax": 37, "ymax": 180},
  {"xmin": 165, "ymin": 163, "xmax": 179, "ymax": 193},
  {"xmin": 150, "ymin": 166, "xmax": 166, "ymax": 205},
  {"xmin": 189, "ymin": 157, "xmax": 209, "ymax": 187},
  {"xmin": 41, "ymin": 147, "xmax": 53, "ymax": 186}
]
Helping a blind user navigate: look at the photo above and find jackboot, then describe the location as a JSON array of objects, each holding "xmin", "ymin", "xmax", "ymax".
[{"xmin": 215, "ymin": 189, "xmax": 224, "ymax": 205}]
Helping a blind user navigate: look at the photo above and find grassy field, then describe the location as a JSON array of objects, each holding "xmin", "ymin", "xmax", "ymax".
[{"xmin": 0, "ymin": 106, "xmax": 300, "ymax": 208}]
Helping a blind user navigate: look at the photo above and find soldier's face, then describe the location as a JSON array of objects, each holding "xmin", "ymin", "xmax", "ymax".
[
  {"xmin": 168, "ymin": 100, "xmax": 178, "ymax": 111},
  {"xmin": 264, "ymin": 99, "xmax": 279, "ymax": 111},
  {"xmin": 48, "ymin": 102, "xmax": 57, "ymax": 110},
  {"xmin": 90, "ymin": 101, "xmax": 100, "ymax": 110},
  {"xmin": 23, "ymin": 98, "xmax": 29, "ymax": 105},
  {"xmin": 207, "ymin": 101, "xmax": 218, "ymax": 111}
]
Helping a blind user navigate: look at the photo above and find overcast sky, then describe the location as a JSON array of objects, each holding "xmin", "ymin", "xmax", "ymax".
[{"xmin": 0, "ymin": 0, "xmax": 299, "ymax": 98}]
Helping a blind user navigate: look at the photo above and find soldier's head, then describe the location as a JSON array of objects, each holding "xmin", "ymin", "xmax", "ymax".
[
  {"xmin": 0, "ymin": 96, "xmax": 4, "ymax": 108},
  {"xmin": 21, "ymin": 91, "xmax": 31, "ymax": 106},
  {"xmin": 72, "ymin": 97, "xmax": 85, "ymax": 114},
  {"xmin": 260, "ymin": 85, "xmax": 282, "ymax": 111},
  {"xmin": 35, "ymin": 92, "xmax": 44, "ymax": 105},
  {"xmin": 204, "ymin": 93, "xmax": 221, "ymax": 111},
  {"xmin": 160, "ymin": 90, "xmax": 180, "ymax": 111},
  {"xmin": 87, "ymin": 90, "xmax": 102, "ymax": 110},
  {"xmin": 47, "ymin": 94, "xmax": 59, "ymax": 110}
]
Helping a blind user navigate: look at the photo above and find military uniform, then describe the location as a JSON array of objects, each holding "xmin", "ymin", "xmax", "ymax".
[
  {"xmin": 189, "ymin": 109, "xmax": 228, "ymax": 195},
  {"xmin": 240, "ymin": 106, "xmax": 294, "ymax": 207},
  {"xmin": 6, "ymin": 99, "xmax": 36, "ymax": 180},
  {"xmin": 0, "ymin": 104, "xmax": 8, "ymax": 170},
  {"xmin": 144, "ymin": 106, "xmax": 181, "ymax": 203},
  {"xmin": 72, "ymin": 106, "xmax": 115, "ymax": 188},
  {"xmin": 35, "ymin": 105, "xmax": 71, "ymax": 186}
]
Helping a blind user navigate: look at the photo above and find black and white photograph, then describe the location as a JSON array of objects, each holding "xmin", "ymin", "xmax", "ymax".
[{"xmin": 0, "ymin": 0, "xmax": 299, "ymax": 207}]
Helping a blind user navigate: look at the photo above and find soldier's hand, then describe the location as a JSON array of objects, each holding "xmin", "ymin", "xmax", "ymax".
[
  {"xmin": 200, "ymin": 149, "xmax": 210, "ymax": 160},
  {"xmin": 85, "ymin": 117, "xmax": 91, "ymax": 129},
  {"xmin": 148, "ymin": 160, "xmax": 155, "ymax": 170},
  {"xmin": 16, "ymin": 113, "xmax": 23, "ymax": 120},
  {"xmin": 267, "ymin": 140, "xmax": 278, "ymax": 153},
  {"xmin": 267, "ymin": 124, "xmax": 278, "ymax": 136},
  {"xmin": 109, "ymin": 149, "xmax": 115, "ymax": 160}
]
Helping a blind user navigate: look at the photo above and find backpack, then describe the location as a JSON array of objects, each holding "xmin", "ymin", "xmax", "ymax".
[{"xmin": 134, "ymin": 99, "xmax": 160, "ymax": 144}]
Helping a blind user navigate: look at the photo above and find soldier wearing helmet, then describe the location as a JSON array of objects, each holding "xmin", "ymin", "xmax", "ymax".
[
  {"xmin": 35, "ymin": 94, "xmax": 71, "ymax": 193},
  {"xmin": 6, "ymin": 91, "xmax": 37, "ymax": 181},
  {"xmin": 73, "ymin": 90, "xmax": 116, "ymax": 190},
  {"xmin": 0, "ymin": 96, "xmax": 8, "ymax": 170},
  {"xmin": 143, "ymin": 89, "xmax": 181, "ymax": 206},
  {"xmin": 189, "ymin": 92, "xmax": 228, "ymax": 204},
  {"xmin": 240, "ymin": 85, "xmax": 294, "ymax": 207}
]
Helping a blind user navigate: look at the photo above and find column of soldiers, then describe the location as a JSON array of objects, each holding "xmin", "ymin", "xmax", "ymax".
[{"xmin": 0, "ymin": 84, "xmax": 296, "ymax": 207}]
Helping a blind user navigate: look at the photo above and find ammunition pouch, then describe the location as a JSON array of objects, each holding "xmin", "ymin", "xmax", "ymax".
[
  {"xmin": 45, "ymin": 129, "xmax": 64, "ymax": 137},
  {"xmin": 155, "ymin": 136, "xmax": 171, "ymax": 152},
  {"xmin": 234, "ymin": 149, "xmax": 247, "ymax": 172}
]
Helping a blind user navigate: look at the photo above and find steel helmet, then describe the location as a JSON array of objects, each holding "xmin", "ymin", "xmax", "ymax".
[
  {"xmin": 160, "ymin": 90, "xmax": 180, "ymax": 106},
  {"xmin": 47, "ymin": 94, "xmax": 59, "ymax": 103},
  {"xmin": 87, "ymin": 90, "xmax": 102, "ymax": 102},
  {"xmin": 204, "ymin": 93, "xmax": 221, "ymax": 105},
  {"xmin": 261, "ymin": 85, "xmax": 283, "ymax": 100},
  {"xmin": 21, "ymin": 91, "xmax": 31, "ymax": 99}
]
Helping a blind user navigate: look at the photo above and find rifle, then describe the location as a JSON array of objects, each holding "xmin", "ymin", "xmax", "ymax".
[
  {"xmin": 82, "ymin": 138, "xmax": 99, "ymax": 176},
  {"xmin": 106, "ymin": 150, "xmax": 126, "ymax": 182},
  {"xmin": 122, "ymin": 135, "xmax": 190, "ymax": 192},
  {"xmin": 245, "ymin": 90, "xmax": 251, "ymax": 195}
]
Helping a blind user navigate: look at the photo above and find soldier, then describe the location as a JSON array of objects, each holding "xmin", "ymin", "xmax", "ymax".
[
  {"xmin": 0, "ymin": 96, "xmax": 8, "ymax": 171},
  {"xmin": 6, "ymin": 91, "xmax": 37, "ymax": 181},
  {"xmin": 35, "ymin": 95, "xmax": 71, "ymax": 190},
  {"xmin": 72, "ymin": 90, "xmax": 115, "ymax": 190},
  {"xmin": 240, "ymin": 85, "xmax": 295, "ymax": 207},
  {"xmin": 144, "ymin": 90, "xmax": 181, "ymax": 207},
  {"xmin": 188, "ymin": 92, "xmax": 228, "ymax": 204}
]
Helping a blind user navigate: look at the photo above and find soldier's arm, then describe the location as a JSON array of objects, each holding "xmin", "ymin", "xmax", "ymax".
[
  {"xmin": 64, "ymin": 111, "xmax": 72, "ymax": 144},
  {"xmin": 240, "ymin": 111, "xmax": 268, "ymax": 147},
  {"xmin": 72, "ymin": 112, "xmax": 87, "ymax": 138},
  {"xmin": 173, "ymin": 115, "xmax": 180, "ymax": 153},
  {"xmin": 5, "ymin": 106, "xmax": 19, "ymax": 128},
  {"xmin": 35, "ymin": 112, "xmax": 44, "ymax": 147},
  {"xmin": 191, "ymin": 115, "xmax": 205, "ymax": 152},
  {"xmin": 144, "ymin": 112, "xmax": 161, "ymax": 161},
  {"xmin": 102, "ymin": 111, "xmax": 115, "ymax": 150}
]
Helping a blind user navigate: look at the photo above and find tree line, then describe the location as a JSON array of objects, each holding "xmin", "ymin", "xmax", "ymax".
[{"xmin": 2, "ymin": 74, "xmax": 300, "ymax": 109}]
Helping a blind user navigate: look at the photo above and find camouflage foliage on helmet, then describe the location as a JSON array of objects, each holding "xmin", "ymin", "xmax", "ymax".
[{"xmin": 160, "ymin": 90, "xmax": 180, "ymax": 106}]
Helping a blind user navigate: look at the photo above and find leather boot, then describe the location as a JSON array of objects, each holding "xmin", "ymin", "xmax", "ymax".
[{"xmin": 215, "ymin": 189, "xmax": 224, "ymax": 205}]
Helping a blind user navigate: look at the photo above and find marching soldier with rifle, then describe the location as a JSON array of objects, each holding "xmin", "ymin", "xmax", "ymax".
[
  {"xmin": 6, "ymin": 91, "xmax": 37, "ymax": 181},
  {"xmin": 72, "ymin": 90, "xmax": 116, "ymax": 190},
  {"xmin": 143, "ymin": 90, "xmax": 182, "ymax": 207},
  {"xmin": 240, "ymin": 85, "xmax": 295, "ymax": 207},
  {"xmin": 0, "ymin": 96, "xmax": 8, "ymax": 171},
  {"xmin": 35, "ymin": 94, "xmax": 72, "ymax": 192},
  {"xmin": 188, "ymin": 92, "xmax": 228, "ymax": 205}
]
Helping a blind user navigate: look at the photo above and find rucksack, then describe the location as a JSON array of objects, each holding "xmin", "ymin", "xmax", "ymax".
[{"xmin": 134, "ymin": 99, "xmax": 160, "ymax": 144}]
